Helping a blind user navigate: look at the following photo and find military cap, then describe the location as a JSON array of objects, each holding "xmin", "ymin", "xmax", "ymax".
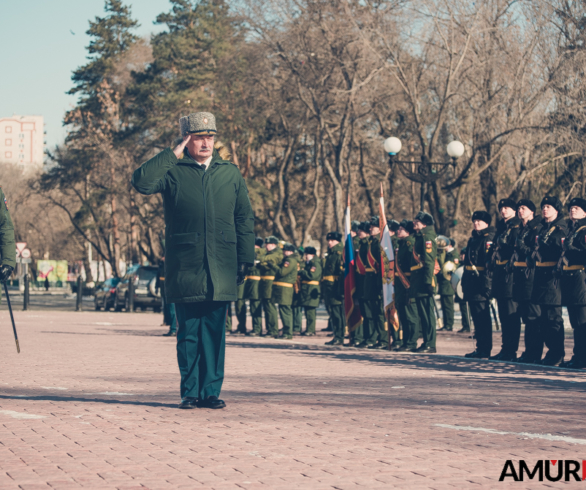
[
  {"xmin": 255, "ymin": 237, "xmax": 264, "ymax": 247},
  {"xmin": 498, "ymin": 198, "xmax": 516, "ymax": 210},
  {"xmin": 568, "ymin": 197, "xmax": 586, "ymax": 213},
  {"xmin": 351, "ymin": 220, "xmax": 360, "ymax": 233},
  {"xmin": 389, "ymin": 220, "xmax": 400, "ymax": 232},
  {"xmin": 370, "ymin": 216, "xmax": 380, "ymax": 228},
  {"xmin": 414, "ymin": 211, "xmax": 434, "ymax": 227},
  {"xmin": 472, "ymin": 210, "xmax": 491, "ymax": 225},
  {"xmin": 399, "ymin": 219, "xmax": 414, "ymax": 234},
  {"xmin": 265, "ymin": 236, "xmax": 279, "ymax": 245},
  {"xmin": 516, "ymin": 199, "xmax": 536, "ymax": 213},
  {"xmin": 541, "ymin": 195, "xmax": 563, "ymax": 213},
  {"xmin": 358, "ymin": 221, "xmax": 371, "ymax": 232},
  {"xmin": 179, "ymin": 112, "xmax": 217, "ymax": 137},
  {"xmin": 283, "ymin": 243, "xmax": 296, "ymax": 252},
  {"xmin": 304, "ymin": 246, "xmax": 317, "ymax": 255},
  {"xmin": 327, "ymin": 231, "xmax": 342, "ymax": 242},
  {"xmin": 450, "ymin": 238, "xmax": 456, "ymax": 247}
]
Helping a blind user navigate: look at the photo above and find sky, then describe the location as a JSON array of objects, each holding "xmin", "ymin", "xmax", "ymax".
[{"xmin": 0, "ymin": 0, "xmax": 170, "ymax": 151}]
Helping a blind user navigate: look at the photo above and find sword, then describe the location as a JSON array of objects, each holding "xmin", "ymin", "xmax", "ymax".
[
  {"xmin": 4, "ymin": 282, "xmax": 20, "ymax": 353},
  {"xmin": 490, "ymin": 298, "xmax": 500, "ymax": 331}
]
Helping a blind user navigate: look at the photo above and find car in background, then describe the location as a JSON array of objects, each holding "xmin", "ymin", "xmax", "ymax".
[
  {"xmin": 94, "ymin": 277, "xmax": 121, "ymax": 311},
  {"xmin": 114, "ymin": 265, "xmax": 161, "ymax": 312}
]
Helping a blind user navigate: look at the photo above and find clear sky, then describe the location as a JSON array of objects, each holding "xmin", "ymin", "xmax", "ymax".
[{"xmin": 0, "ymin": 0, "xmax": 170, "ymax": 151}]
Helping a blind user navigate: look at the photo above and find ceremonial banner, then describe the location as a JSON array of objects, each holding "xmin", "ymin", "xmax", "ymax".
[
  {"xmin": 379, "ymin": 185, "xmax": 400, "ymax": 332},
  {"xmin": 344, "ymin": 200, "xmax": 362, "ymax": 332}
]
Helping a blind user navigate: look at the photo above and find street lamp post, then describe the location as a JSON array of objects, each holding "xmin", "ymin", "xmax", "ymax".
[{"xmin": 383, "ymin": 137, "xmax": 465, "ymax": 211}]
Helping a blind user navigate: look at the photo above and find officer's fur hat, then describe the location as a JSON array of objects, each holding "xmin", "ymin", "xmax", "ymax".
[
  {"xmin": 399, "ymin": 219, "xmax": 414, "ymax": 235},
  {"xmin": 304, "ymin": 246, "xmax": 317, "ymax": 255},
  {"xmin": 567, "ymin": 197, "xmax": 586, "ymax": 213},
  {"xmin": 255, "ymin": 237, "xmax": 264, "ymax": 247},
  {"xmin": 283, "ymin": 243, "xmax": 296, "ymax": 252},
  {"xmin": 389, "ymin": 220, "xmax": 400, "ymax": 232},
  {"xmin": 541, "ymin": 195, "xmax": 563, "ymax": 213},
  {"xmin": 414, "ymin": 211, "xmax": 434, "ymax": 227},
  {"xmin": 179, "ymin": 112, "xmax": 217, "ymax": 137},
  {"xmin": 358, "ymin": 221, "xmax": 370, "ymax": 233},
  {"xmin": 265, "ymin": 236, "xmax": 279, "ymax": 245},
  {"xmin": 516, "ymin": 199, "xmax": 536, "ymax": 213},
  {"xmin": 370, "ymin": 216, "xmax": 380, "ymax": 228},
  {"xmin": 450, "ymin": 238, "xmax": 456, "ymax": 247},
  {"xmin": 327, "ymin": 231, "xmax": 343, "ymax": 242},
  {"xmin": 498, "ymin": 198, "xmax": 516, "ymax": 211},
  {"xmin": 351, "ymin": 220, "xmax": 360, "ymax": 233},
  {"xmin": 472, "ymin": 210, "xmax": 491, "ymax": 225}
]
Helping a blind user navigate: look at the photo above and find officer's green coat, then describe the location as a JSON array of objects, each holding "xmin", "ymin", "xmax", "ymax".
[
  {"xmin": 291, "ymin": 252, "xmax": 303, "ymax": 307},
  {"xmin": 132, "ymin": 147, "xmax": 255, "ymax": 303},
  {"xmin": 436, "ymin": 249, "xmax": 457, "ymax": 296},
  {"xmin": 271, "ymin": 254, "xmax": 298, "ymax": 305},
  {"xmin": 0, "ymin": 188, "xmax": 15, "ymax": 268},
  {"xmin": 357, "ymin": 238, "xmax": 371, "ymax": 300},
  {"xmin": 395, "ymin": 235, "xmax": 415, "ymax": 304},
  {"xmin": 299, "ymin": 258, "xmax": 322, "ymax": 307},
  {"xmin": 409, "ymin": 226, "xmax": 438, "ymax": 298},
  {"xmin": 364, "ymin": 237, "xmax": 382, "ymax": 299},
  {"xmin": 244, "ymin": 247, "xmax": 265, "ymax": 300},
  {"xmin": 258, "ymin": 247, "xmax": 283, "ymax": 300},
  {"xmin": 321, "ymin": 243, "xmax": 344, "ymax": 306}
]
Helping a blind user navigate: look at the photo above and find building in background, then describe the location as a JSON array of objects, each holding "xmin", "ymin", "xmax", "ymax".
[{"xmin": 0, "ymin": 115, "xmax": 44, "ymax": 171}]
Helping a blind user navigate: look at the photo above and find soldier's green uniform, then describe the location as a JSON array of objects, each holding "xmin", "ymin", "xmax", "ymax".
[
  {"xmin": 299, "ymin": 248, "xmax": 322, "ymax": 335},
  {"xmin": 364, "ymin": 234, "xmax": 388, "ymax": 349},
  {"xmin": 292, "ymin": 250, "xmax": 303, "ymax": 334},
  {"xmin": 322, "ymin": 233, "xmax": 345, "ymax": 345},
  {"xmin": 259, "ymin": 237, "xmax": 283, "ymax": 337},
  {"xmin": 350, "ymin": 224, "xmax": 370, "ymax": 347},
  {"xmin": 395, "ymin": 221, "xmax": 420, "ymax": 351},
  {"xmin": 410, "ymin": 212, "xmax": 438, "ymax": 352},
  {"xmin": 244, "ymin": 243, "xmax": 265, "ymax": 336},
  {"xmin": 273, "ymin": 245, "xmax": 299, "ymax": 339},
  {"xmin": 356, "ymin": 231, "xmax": 373, "ymax": 347},
  {"xmin": 0, "ymin": 187, "xmax": 16, "ymax": 302},
  {"xmin": 436, "ymin": 246, "xmax": 458, "ymax": 331},
  {"xmin": 233, "ymin": 282, "xmax": 247, "ymax": 334}
]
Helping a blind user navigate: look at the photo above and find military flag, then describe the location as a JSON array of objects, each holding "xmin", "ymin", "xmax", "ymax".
[
  {"xmin": 344, "ymin": 198, "xmax": 362, "ymax": 332},
  {"xmin": 379, "ymin": 184, "xmax": 400, "ymax": 333}
]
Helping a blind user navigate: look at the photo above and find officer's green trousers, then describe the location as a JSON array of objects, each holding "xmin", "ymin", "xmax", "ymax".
[
  {"xmin": 327, "ymin": 303, "xmax": 345, "ymax": 342},
  {"xmin": 440, "ymin": 295, "xmax": 455, "ymax": 330},
  {"xmin": 235, "ymin": 299, "xmax": 247, "ymax": 333},
  {"xmin": 350, "ymin": 322, "xmax": 364, "ymax": 344},
  {"xmin": 458, "ymin": 300, "xmax": 470, "ymax": 331},
  {"xmin": 365, "ymin": 299, "xmax": 388, "ymax": 347},
  {"xmin": 175, "ymin": 301, "xmax": 227, "ymax": 400},
  {"xmin": 262, "ymin": 299, "xmax": 279, "ymax": 336},
  {"xmin": 250, "ymin": 299, "xmax": 263, "ymax": 334},
  {"xmin": 415, "ymin": 296, "xmax": 437, "ymax": 348},
  {"xmin": 304, "ymin": 307, "xmax": 317, "ymax": 333},
  {"xmin": 225, "ymin": 302, "xmax": 233, "ymax": 332},
  {"xmin": 293, "ymin": 306, "xmax": 303, "ymax": 332},
  {"xmin": 279, "ymin": 304, "xmax": 293, "ymax": 337},
  {"xmin": 397, "ymin": 299, "xmax": 420, "ymax": 349}
]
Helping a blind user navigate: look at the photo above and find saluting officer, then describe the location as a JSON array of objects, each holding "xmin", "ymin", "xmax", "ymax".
[
  {"xmin": 462, "ymin": 211, "xmax": 495, "ymax": 359},
  {"xmin": 272, "ymin": 243, "xmax": 299, "ymax": 339},
  {"xmin": 322, "ymin": 231, "xmax": 345, "ymax": 346},
  {"xmin": 511, "ymin": 200, "xmax": 542, "ymax": 363},
  {"xmin": 394, "ymin": 220, "xmax": 421, "ymax": 351},
  {"xmin": 436, "ymin": 237, "xmax": 457, "ymax": 332},
  {"xmin": 259, "ymin": 236, "xmax": 283, "ymax": 337},
  {"xmin": 354, "ymin": 222, "xmax": 372, "ymax": 348},
  {"xmin": 488, "ymin": 198, "xmax": 522, "ymax": 361},
  {"xmin": 410, "ymin": 211, "xmax": 438, "ymax": 353},
  {"xmin": 244, "ymin": 237, "xmax": 265, "ymax": 337},
  {"xmin": 559, "ymin": 198, "xmax": 586, "ymax": 369},
  {"xmin": 299, "ymin": 246, "xmax": 321, "ymax": 336},
  {"xmin": 530, "ymin": 196, "xmax": 567, "ymax": 366},
  {"xmin": 0, "ymin": 187, "xmax": 16, "ymax": 289}
]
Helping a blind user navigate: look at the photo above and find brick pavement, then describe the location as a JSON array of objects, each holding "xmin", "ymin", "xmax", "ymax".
[{"xmin": 0, "ymin": 309, "xmax": 585, "ymax": 489}]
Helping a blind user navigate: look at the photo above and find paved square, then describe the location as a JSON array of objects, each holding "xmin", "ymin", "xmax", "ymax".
[{"xmin": 0, "ymin": 309, "xmax": 584, "ymax": 489}]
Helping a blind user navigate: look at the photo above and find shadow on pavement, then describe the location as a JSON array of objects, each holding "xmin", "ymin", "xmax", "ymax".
[{"xmin": 0, "ymin": 393, "xmax": 177, "ymax": 409}]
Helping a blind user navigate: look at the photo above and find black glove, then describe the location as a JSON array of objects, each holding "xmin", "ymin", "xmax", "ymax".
[
  {"xmin": 0, "ymin": 264, "xmax": 13, "ymax": 282},
  {"xmin": 237, "ymin": 263, "xmax": 251, "ymax": 286},
  {"xmin": 425, "ymin": 284, "xmax": 435, "ymax": 296}
]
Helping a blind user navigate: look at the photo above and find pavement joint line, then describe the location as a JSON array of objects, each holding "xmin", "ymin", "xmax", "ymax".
[
  {"xmin": 434, "ymin": 424, "xmax": 586, "ymax": 445},
  {"xmin": 0, "ymin": 410, "xmax": 45, "ymax": 420}
]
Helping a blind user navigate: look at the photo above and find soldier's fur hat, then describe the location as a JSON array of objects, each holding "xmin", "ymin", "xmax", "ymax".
[
  {"xmin": 516, "ymin": 199, "xmax": 536, "ymax": 213},
  {"xmin": 472, "ymin": 210, "xmax": 491, "ymax": 225},
  {"xmin": 304, "ymin": 246, "xmax": 317, "ymax": 255},
  {"xmin": 389, "ymin": 220, "xmax": 401, "ymax": 232},
  {"xmin": 351, "ymin": 220, "xmax": 360, "ymax": 233},
  {"xmin": 283, "ymin": 243, "xmax": 296, "ymax": 252},
  {"xmin": 567, "ymin": 197, "xmax": 586, "ymax": 213},
  {"xmin": 369, "ymin": 216, "xmax": 380, "ymax": 228},
  {"xmin": 179, "ymin": 112, "xmax": 217, "ymax": 137},
  {"xmin": 265, "ymin": 236, "xmax": 279, "ymax": 245},
  {"xmin": 541, "ymin": 195, "xmax": 563, "ymax": 213},
  {"xmin": 399, "ymin": 219, "xmax": 414, "ymax": 234},
  {"xmin": 414, "ymin": 211, "xmax": 434, "ymax": 227},
  {"xmin": 326, "ymin": 231, "xmax": 342, "ymax": 242},
  {"xmin": 358, "ymin": 221, "xmax": 370, "ymax": 232},
  {"xmin": 255, "ymin": 237, "xmax": 264, "ymax": 247},
  {"xmin": 498, "ymin": 198, "xmax": 516, "ymax": 210}
]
